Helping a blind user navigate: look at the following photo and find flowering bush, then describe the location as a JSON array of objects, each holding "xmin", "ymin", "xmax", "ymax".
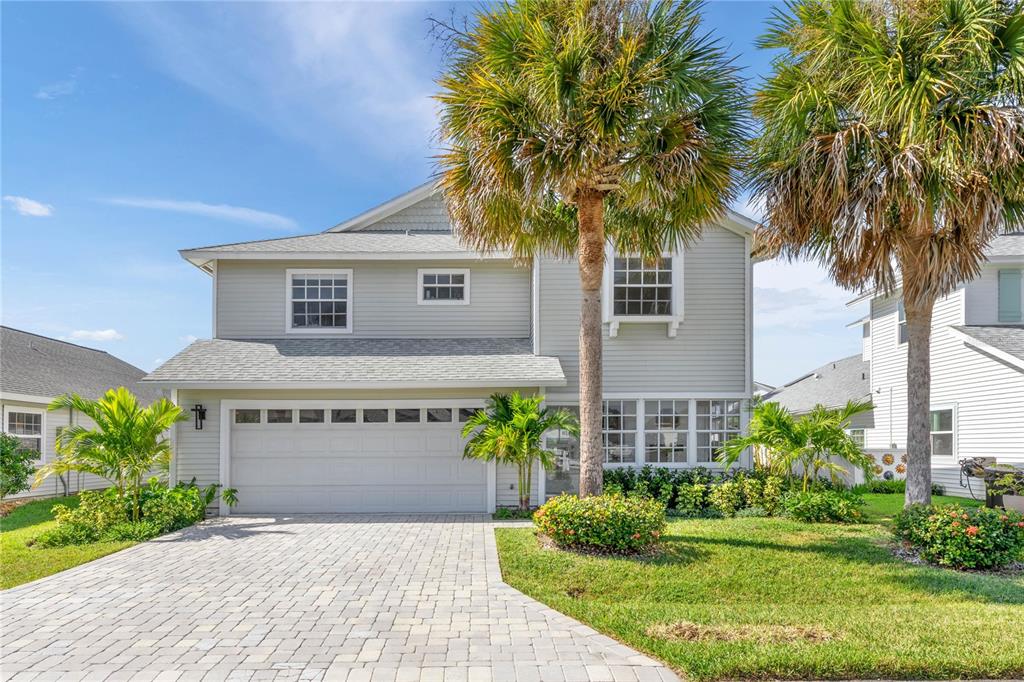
[
  {"xmin": 781, "ymin": 489, "xmax": 865, "ymax": 523},
  {"xmin": 894, "ymin": 504, "xmax": 1024, "ymax": 569},
  {"xmin": 533, "ymin": 494, "xmax": 666, "ymax": 552}
]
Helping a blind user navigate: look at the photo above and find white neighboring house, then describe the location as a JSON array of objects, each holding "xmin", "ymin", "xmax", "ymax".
[
  {"xmin": 853, "ymin": 232, "xmax": 1024, "ymax": 498},
  {"xmin": 0, "ymin": 326, "xmax": 164, "ymax": 500},
  {"xmin": 143, "ymin": 182, "xmax": 756, "ymax": 515}
]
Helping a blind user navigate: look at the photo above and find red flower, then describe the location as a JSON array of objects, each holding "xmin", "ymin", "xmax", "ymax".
[
  {"xmin": 1001, "ymin": 515, "xmax": 1009, "ymax": 522},
  {"xmin": 1017, "ymin": 521, "xmax": 1024, "ymax": 528},
  {"xmin": 966, "ymin": 526, "xmax": 979, "ymax": 537},
  {"xmin": 951, "ymin": 521, "xmax": 960, "ymax": 528},
  {"xmin": 631, "ymin": 532, "xmax": 641, "ymax": 540}
]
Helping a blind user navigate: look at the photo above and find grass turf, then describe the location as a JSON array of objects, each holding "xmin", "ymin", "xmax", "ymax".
[
  {"xmin": 495, "ymin": 493, "xmax": 1022, "ymax": 681},
  {"xmin": 0, "ymin": 496, "xmax": 136, "ymax": 590}
]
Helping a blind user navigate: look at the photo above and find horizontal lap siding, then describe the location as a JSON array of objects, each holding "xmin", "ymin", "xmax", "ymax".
[
  {"xmin": 496, "ymin": 462, "xmax": 540, "ymax": 508},
  {"xmin": 216, "ymin": 259, "xmax": 530, "ymax": 339},
  {"xmin": 175, "ymin": 391, "xmax": 222, "ymax": 487},
  {"xmin": 539, "ymin": 226, "xmax": 748, "ymax": 395},
  {"xmin": 356, "ymin": 194, "xmax": 451, "ymax": 232}
]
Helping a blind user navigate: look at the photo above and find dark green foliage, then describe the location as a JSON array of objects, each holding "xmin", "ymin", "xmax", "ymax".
[
  {"xmin": 853, "ymin": 479, "xmax": 947, "ymax": 496},
  {"xmin": 781, "ymin": 489, "xmax": 866, "ymax": 523},
  {"xmin": 0, "ymin": 432, "xmax": 38, "ymax": 500},
  {"xmin": 603, "ymin": 466, "xmax": 787, "ymax": 517},
  {"xmin": 895, "ymin": 504, "xmax": 1024, "ymax": 570}
]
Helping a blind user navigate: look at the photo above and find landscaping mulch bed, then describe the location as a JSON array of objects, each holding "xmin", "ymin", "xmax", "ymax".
[
  {"xmin": 647, "ymin": 621, "xmax": 837, "ymax": 645},
  {"xmin": 888, "ymin": 541, "xmax": 1024, "ymax": 577}
]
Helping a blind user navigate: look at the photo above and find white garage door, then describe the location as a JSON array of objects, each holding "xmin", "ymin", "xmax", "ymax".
[{"xmin": 229, "ymin": 406, "xmax": 488, "ymax": 514}]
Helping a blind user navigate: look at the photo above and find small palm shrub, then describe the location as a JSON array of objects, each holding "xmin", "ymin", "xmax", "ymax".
[
  {"xmin": 781, "ymin": 489, "xmax": 866, "ymax": 523},
  {"xmin": 533, "ymin": 494, "xmax": 666, "ymax": 552},
  {"xmin": 895, "ymin": 504, "xmax": 1024, "ymax": 570}
]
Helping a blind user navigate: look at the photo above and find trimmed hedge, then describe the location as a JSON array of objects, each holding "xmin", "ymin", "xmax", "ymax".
[
  {"xmin": 894, "ymin": 504, "xmax": 1024, "ymax": 569},
  {"xmin": 533, "ymin": 494, "xmax": 666, "ymax": 552},
  {"xmin": 604, "ymin": 466, "xmax": 787, "ymax": 518}
]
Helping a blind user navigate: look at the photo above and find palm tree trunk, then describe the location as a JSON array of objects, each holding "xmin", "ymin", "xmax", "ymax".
[
  {"xmin": 904, "ymin": 295, "xmax": 935, "ymax": 506},
  {"xmin": 576, "ymin": 188, "xmax": 605, "ymax": 498}
]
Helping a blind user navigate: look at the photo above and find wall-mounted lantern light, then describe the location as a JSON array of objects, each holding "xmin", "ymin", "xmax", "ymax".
[{"xmin": 191, "ymin": 404, "xmax": 207, "ymax": 430}]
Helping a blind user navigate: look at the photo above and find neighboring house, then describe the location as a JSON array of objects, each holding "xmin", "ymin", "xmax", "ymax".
[
  {"xmin": 145, "ymin": 182, "xmax": 756, "ymax": 514},
  {"xmin": 0, "ymin": 326, "xmax": 163, "ymax": 499},
  {"xmin": 752, "ymin": 380, "xmax": 775, "ymax": 399},
  {"xmin": 763, "ymin": 354, "xmax": 877, "ymax": 484},
  {"xmin": 853, "ymin": 232, "xmax": 1024, "ymax": 498}
]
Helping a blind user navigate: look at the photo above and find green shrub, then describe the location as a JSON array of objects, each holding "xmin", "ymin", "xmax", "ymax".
[
  {"xmin": 533, "ymin": 494, "xmax": 666, "ymax": 552},
  {"xmin": 52, "ymin": 488, "xmax": 126, "ymax": 532},
  {"xmin": 675, "ymin": 482, "xmax": 709, "ymax": 513},
  {"xmin": 141, "ymin": 484, "xmax": 205, "ymax": 533},
  {"xmin": 761, "ymin": 476, "xmax": 785, "ymax": 516},
  {"xmin": 668, "ymin": 507, "xmax": 724, "ymax": 519},
  {"xmin": 782, "ymin": 489, "xmax": 866, "ymax": 523},
  {"xmin": 852, "ymin": 479, "xmax": 946, "ymax": 496},
  {"xmin": 709, "ymin": 480, "xmax": 745, "ymax": 516},
  {"xmin": 33, "ymin": 522, "xmax": 100, "ymax": 548},
  {"xmin": 493, "ymin": 507, "xmax": 534, "ymax": 520},
  {"xmin": 0, "ymin": 432, "xmax": 38, "ymax": 500},
  {"xmin": 894, "ymin": 504, "xmax": 1024, "ymax": 569},
  {"xmin": 104, "ymin": 521, "xmax": 164, "ymax": 542}
]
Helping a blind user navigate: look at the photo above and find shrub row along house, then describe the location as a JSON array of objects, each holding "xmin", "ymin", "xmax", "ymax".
[
  {"xmin": 0, "ymin": 326, "xmax": 163, "ymax": 499},
  {"xmin": 768, "ymin": 233, "xmax": 1024, "ymax": 498},
  {"xmin": 143, "ymin": 183, "xmax": 756, "ymax": 515}
]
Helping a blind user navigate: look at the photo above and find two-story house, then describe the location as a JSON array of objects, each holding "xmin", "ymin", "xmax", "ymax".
[
  {"xmin": 144, "ymin": 183, "xmax": 755, "ymax": 514},
  {"xmin": 856, "ymin": 232, "xmax": 1024, "ymax": 497}
]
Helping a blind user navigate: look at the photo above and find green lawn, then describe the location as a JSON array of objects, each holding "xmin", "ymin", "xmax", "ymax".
[
  {"xmin": 861, "ymin": 492, "xmax": 983, "ymax": 524},
  {"xmin": 496, "ymin": 493, "xmax": 1022, "ymax": 681},
  {"xmin": 0, "ymin": 497, "xmax": 136, "ymax": 590}
]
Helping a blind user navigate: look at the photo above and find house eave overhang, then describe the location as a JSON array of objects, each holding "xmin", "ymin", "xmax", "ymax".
[
  {"xmin": 179, "ymin": 249, "xmax": 512, "ymax": 270},
  {"xmin": 140, "ymin": 378, "xmax": 568, "ymax": 390}
]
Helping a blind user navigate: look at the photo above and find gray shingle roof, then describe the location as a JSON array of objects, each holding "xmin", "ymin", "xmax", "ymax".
[
  {"xmin": 144, "ymin": 337, "xmax": 566, "ymax": 387},
  {"xmin": 0, "ymin": 327, "xmax": 163, "ymax": 402},
  {"xmin": 182, "ymin": 232, "xmax": 477, "ymax": 255},
  {"xmin": 952, "ymin": 325, "xmax": 1024, "ymax": 364},
  {"xmin": 763, "ymin": 354, "xmax": 871, "ymax": 414},
  {"xmin": 986, "ymin": 232, "xmax": 1024, "ymax": 257}
]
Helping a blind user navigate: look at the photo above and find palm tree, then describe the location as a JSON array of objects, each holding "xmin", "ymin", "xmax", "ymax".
[
  {"xmin": 436, "ymin": 0, "xmax": 746, "ymax": 496},
  {"xmin": 36, "ymin": 387, "xmax": 186, "ymax": 521},
  {"xmin": 750, "ymin": 0, "xmax": 1024, "ymax": 505},
  {"xmin": 720, "ymin": 399, "xmax": 874, "ymax": 490},
  {"xmin": 462, "ymin": 393, "xmax": 580, "ymax": 510}
]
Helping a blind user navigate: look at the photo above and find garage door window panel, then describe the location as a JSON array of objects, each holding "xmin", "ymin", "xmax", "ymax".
[
  {"xmin": 427, "ymin": 408, "xmax": 452, "ymax": 423},
  {"xmin": 268, "ymin": 409, "xmax": 293, "ymax": 424},
  {"xmin": 235, "ymin": 409, "xmax": 261, "ymax": 424},
  {"xmin": 363, "ymin": 409, "xmax": 389, "ymax": 423},
  {"xmin": 299, "ymin": 409, "xmax": 325, "ymax": 423},
  {"xmin": 395, "ymin": 408, "xmax": 422, "ymax": 423},
  {"xmin": 331, "ymin": 409, "xmax": 356, "ymax": 423}
]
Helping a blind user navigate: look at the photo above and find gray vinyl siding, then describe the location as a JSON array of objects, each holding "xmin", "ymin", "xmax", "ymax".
[
  {"xmin": 495, "ymin": 462, "xmax": 540, "ymax": 508},
  {"xmin": 355, "ymin": 193, "xmax": 451, "ymax": 232},
  {"xmin": 538, "ymin": 225, "xmax": 749, "ymax": 395},
  {"xmin": 215, "ymin": 259, "xmax": 530, "ymax": 339}
]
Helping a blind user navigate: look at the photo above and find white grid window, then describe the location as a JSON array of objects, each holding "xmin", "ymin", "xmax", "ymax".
[
  {"xmin": 289, "ymin": 270, "xmax": 350, "ymax": 331},
  {"xmin": 418, "ymin": 269, "xmax": 469, "ymax": 305},
  {"xmin": 644, "ymin": 400, "xmax": 689, "ymax": 463},
  {"xmin": 930, "ymin": 409, "xmax": 954, "ymax": 457},
  {"xmin": 613, "ymin": 257, "xmax": 672, "ymax": 316},
  {"xmin": 696, "ymin": 400, "xmax": 741, "ymax": 463},
  {"xmin": 603, "ymin": 400, "xmax": 637, "ymax": 463},
  {"xmin": 6, "ymin": 411, "xmax": 42, "ymax": 459},
  {"xmin": 848, "ymin": 428, "xmax": 865, "ymax": 448}
]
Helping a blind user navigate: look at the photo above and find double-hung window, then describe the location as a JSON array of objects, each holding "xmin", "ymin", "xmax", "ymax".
[
  {"xmin": 695, "ymin": 400, "xmax": 741, "ymax": 463},
  {"xmin": 418, "ymin": 269, "xmax": 469, "ymax": 305},
  {"xmin": 644, "ymin": 400, "xmax": 689, "ymax": 463},
  {"xmin": 287, "ymin": 269, "xmax": 352, "ymax": 333},
  {"xmin": 602, "ymin": 400, "xmax": 637, "ymax": 464},
  {"xmin": 612, "ymin": 257, "xmax": 673, "ymax": 316},
  {"xmin": 4, "ymin": 408, "xmax": 43, "ymax": 460},
  {"xmin": 929, "ymin": 408, "xmax": 954, "ymax": 457}
]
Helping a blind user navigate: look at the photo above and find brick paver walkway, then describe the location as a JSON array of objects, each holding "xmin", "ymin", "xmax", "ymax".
[{"xmin": 1, "ymin": 515, "xmax": 679, "ymax": 682}]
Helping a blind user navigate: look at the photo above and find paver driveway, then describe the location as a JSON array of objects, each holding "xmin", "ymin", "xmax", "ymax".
[{"xmin": 1, "ymin": 515, "xmax": 679, "ymax": 682}]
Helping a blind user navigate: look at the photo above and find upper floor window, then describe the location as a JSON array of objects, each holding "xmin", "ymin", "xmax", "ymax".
[
  {"xmin": 287, "ymin": 269, "xmax": 351, "ymax": 333},
  {"xmin": 4, "ymin": 408, "xmax": 43, "ymax": 460},
  {"xmin": 612, "ymin": 257, "xmax": 673, "ymax": 316},
  {"xmin": 897, "ymin": 301, "xmax": 908, "ymax": 345},
  {"xmin": 930, "ymin": 408, "xmax": 954, "ymax": 457},
  {"xmin": 997, "ymin": 269, "xmax": 1022, "ymax": 323},
  {"xmin": 418, "ymin": 269, "xmax": 469, "ymax": 305}
]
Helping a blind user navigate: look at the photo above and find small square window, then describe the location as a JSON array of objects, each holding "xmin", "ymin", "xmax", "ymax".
[
  {"xmin": 363, "ymin": 409, "xmax": 389, "ymax": 423},
  {"xmin": 427, "ymin": 408, "xmax": 452, "ymax": 423},
  {"xmin": 299, "ymin": 409, "xmax": 324, "ymax": 423},
  {"xmin": 395, "ymin": 408, "xmax": 421, "ymax": 423},
  {"xmin": 235, "ymin": 409, "xmax": 261, "ymax": 424},
  {"xmin": 331, "ymin": 409, "xmax": 356, "ymax": 423},
  {"xmin": 267, "ymin": 409, "xmax": 293, "ymax": 424}
]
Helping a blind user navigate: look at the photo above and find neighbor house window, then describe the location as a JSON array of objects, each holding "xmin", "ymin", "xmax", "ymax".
[
  {"xmin": 897, "ymin": 301, "xmax": 908, "ymax": 344},
  {"xmin": 930, "ymin": 409, "xmax": 954, "ymax": 457},
  {"xmin": 235, "ymin": 409, "xmax": 261, "ymax": 424},
  {"xmin": 331, "ymin": 409, "xmax": 356, "ymax": 423},
  {"xmin": 644, "ymin": 400, "xmax": 689, "ymax": 463},
  {"xmin": 5, "ymin": 409, "xmax": 42, "ymax": 459},
  {"xmin": 998, "ymin": 269, "xmax": 1022, "ymax": 323},
  {"xmin": 602, "ymin": 400, "xmax": 637, "ymax": 464},
  {"xmin": 287, "ymin": 269, "xmax": 352, "ymax": 333},
  {"xmin": 267, "ymin": 409, "xmax": 293, "ymax": 424},
  {"xmin": 695, "ymin": 400, "xmax": 741, "ymax": 463},
  {"xmin": 612, "ymin": 257, "xmax": 673, "ymax": 316},
  {"xmin": 848, "ymin": 428, "xmax": 865, "ymax": 448},
  {"xmin": 418, "ymin": 269, "xmax": 469, "ymax": 305}
]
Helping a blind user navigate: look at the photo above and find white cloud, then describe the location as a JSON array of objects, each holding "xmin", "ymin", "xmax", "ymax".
[
  {"xmin": 70, "ymin": 329, "xmax": 124, "ymax": 342},
  {"xmin": 35, "ymin": 79, "xmax": 76, "ymax": 100},
  {"xmin": 180, "ymin": 334, "xmax": 199, "ymax": 344},
  {"xmin": 102, "ymin": 197, "xmax": 297, "ymax": 230},
  {"xmin": 732, "ymin": 192, "xmax": 764, "ymax": 223},
  {"xmin": 110, "ymin": 3, "xmax": 438, "ymax": 172},
  {"xmin": 4, "ymin": 195, "xmax": 54, "ymax": 217}
]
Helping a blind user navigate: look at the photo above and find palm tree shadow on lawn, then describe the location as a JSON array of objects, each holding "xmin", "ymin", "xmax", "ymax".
[{"xmin": 659, "ymin": 531, "xmax": 1024, "ymax": 605}]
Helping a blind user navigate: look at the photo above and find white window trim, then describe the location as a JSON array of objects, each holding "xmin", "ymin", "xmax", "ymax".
[
  {"xmin": 417, "ymin": 268, "xmax": 471, "ymax": 305},
  {"xmin": 897, "ymin": 301, "xmax": 907, "ymax": 346},
  {"xmin": 602, "ymin": 245, "xmax": 685, "ymax": 338},
  {"xmin": 285, "ymin": 268, "xmax": 353, "ymax": 334},
  {"xmin": 3, "ymin": 405, "xmax": 46, "ymax": 463},
  {"xmin": 929, "ymin": 403, "xmax": 957, "ymax": 460}
]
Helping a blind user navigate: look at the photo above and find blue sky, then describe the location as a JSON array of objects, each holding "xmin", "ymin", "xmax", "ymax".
[{"xmin": 1, "ymin": 1, "xmax": 864, "ymax": 386}]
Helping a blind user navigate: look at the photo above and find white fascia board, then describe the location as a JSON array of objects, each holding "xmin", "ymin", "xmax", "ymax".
[
  {"xmin": 0, "ymin": 392, "xmax": 56, "ymax": 405},
  {"xmin": 947, "ymin": 327, "xmax": 1024, "ymax": 371},
  {"xmin": 180, "ymin": 250, "xmax": 510, "ymax": 265},
  {"xmin": 326, "ymin": 181, "xmax": 439, "ymax": 233},
  {"xmin": 140, "ymin": 377, "xmax": 568, "ymax": 390}
]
